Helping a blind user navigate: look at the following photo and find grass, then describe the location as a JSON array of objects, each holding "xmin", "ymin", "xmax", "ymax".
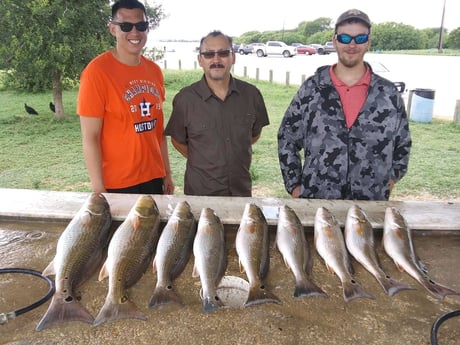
[{"xmin": 1, "ymin": 69, "xmax": 459, "ymax": 200}]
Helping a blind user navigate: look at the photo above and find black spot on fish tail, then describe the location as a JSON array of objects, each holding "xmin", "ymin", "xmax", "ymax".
[
  {"xmin": 148, "ymin": 284, "xmax": 184, "ymax": 308},
  {"xmin": 379, "ymin": 276, "xmax": 415, "ymax": 297},
  {"xmin": 294, "ymin": 280, "xmax": 329, "ymax": 299},
  {"xmin": 342, "ymin": 280, "xmax": 375, "ymax": 302},
  {"xmin": 421, "ymin": 277, "xmax": 460, "ymax": 300},
  {"xmin": 93, "ymin": 298, "xmax": 146, "ymax": 327},
  {"xmin": 35, "ymin": 295, "xmax": 94, "ymax": 331},
  {"xmin": 203, "ymin": 295, "xmax": 224, "ymax": 313},
  {"xmin": 244, "ymin": 285, "xmax": 281, "ymax": 307}
]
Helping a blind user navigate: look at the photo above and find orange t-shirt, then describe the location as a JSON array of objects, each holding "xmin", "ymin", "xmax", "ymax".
[{"xmin": 77, "ymin": 51, "xmax": 166, "ymax": 189}]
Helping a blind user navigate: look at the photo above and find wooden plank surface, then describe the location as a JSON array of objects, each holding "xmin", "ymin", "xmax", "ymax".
[{"xmin": 1, "ymin": 188, "xmax": 459, "ymax": 231}]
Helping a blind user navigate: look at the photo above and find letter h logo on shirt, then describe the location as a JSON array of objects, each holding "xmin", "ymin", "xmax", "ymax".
[{"xmin": 140, "ymin": 98, "xmax": 152, "ymax": 117}]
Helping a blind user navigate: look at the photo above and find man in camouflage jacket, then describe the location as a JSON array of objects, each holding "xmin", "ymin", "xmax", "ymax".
[{"xmin": 277, "ymin": 63, "xmax": 411, "ymax": 200}]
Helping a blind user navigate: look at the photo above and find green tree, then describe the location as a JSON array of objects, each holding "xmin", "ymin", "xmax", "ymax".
[
  {"xmin": 446, "ymin": 27, "xmax": 460, "ymax": 49},
  {"xmin": 371, "ymin": 22, "xmax": 423, "ymax": 50},
  {"xmin": 0, "ymin": 0, "xmax": 164, "ymax": 119}
]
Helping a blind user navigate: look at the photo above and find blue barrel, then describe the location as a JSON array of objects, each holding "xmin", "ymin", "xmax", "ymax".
[{"xmin": 408, "ymin": 88, "xmax": 435, "ymax": 123}]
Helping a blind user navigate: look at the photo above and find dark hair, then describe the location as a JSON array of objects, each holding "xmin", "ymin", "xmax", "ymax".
[
  {"xmin": 199, "ymin": 31, "xmax": 233, "ymax": 49},
  {"xmin": 112, "ymin": 0, "xmax": 147, "ymax": 20}
]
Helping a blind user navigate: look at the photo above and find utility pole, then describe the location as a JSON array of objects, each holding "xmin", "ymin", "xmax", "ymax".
[{"xmin": 438, "ymin": 0, "xmax": 446, "ymax": 52}]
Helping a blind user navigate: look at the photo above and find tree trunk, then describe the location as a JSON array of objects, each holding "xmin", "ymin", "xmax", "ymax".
[{"xmin": 52, "ymin": 71, "xmax": 65, "ymax": 120}]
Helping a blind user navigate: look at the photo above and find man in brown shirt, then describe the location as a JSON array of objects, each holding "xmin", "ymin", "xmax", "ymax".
[{"xmin": 165, "ymin": 30, "xmax": 269, "ymax": 196}]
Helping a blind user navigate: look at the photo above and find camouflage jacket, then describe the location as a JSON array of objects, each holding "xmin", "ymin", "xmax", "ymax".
[{"xmin": 277, "ymin": 64, "xmax": 411, "ymax": 200}]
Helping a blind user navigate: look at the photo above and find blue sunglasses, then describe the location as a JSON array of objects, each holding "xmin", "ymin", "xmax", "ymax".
[{"xmin": 336, "ymin": 33, "xmax": 369, "ymax": 44}]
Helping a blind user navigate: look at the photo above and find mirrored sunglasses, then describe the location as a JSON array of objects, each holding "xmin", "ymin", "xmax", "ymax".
[
  {"xmin": 112, "ymin": 21, "xmax": 149, "ymax": 32},
  {"xmin": 336, "ymin": 33, "xmax": 369, "ymax": 44},
  {"xmin": 200, "ymin": 50, "xmax": 232, "ymax": 59}
]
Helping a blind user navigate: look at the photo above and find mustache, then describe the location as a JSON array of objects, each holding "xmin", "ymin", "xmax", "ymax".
[{"xmin": 210, "ymin": 63, "xmax": 225, "ymax": 69}]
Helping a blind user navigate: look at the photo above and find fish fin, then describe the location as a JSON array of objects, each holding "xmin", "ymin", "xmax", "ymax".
[
  {"xmin": 342, "ymin": 280, "xmax": 374, "ymax": 302},
  {"xmin": 35, "ymin": 294, "xmax": 94, "ymax": 331},
  {"xmin": 152, "ymin": 257, "xmax": 157, "ymax": 274},
  {"xmin": 42, "ymin": 260, "xmax": 55, "ymax": 277},
  {"xmin": 394, "ymin": 261, "xmax": 406, "ymax": 273},
  {"xmin": 238, "ymin": 259, "xmax": 245, "ymax": 274},
  {"xmin": 132, "ymin": 214, "xmax": 141, "ymax": 231},
  {"xmin": 378, "ymin": 275, "xmax": 415, "ymax": 297},
  {"xmin": 418, "ymin": 276, "xmax": 460, "ymax": 300},
  {"xmin": 203, "ymin": 296, "xmax": 224, "ymax": 313},
  {"xmin": 80, "ymin": 211, "xmax": 92, "ymax": 226},
  {"xmin": 98, "ymin": 261, "xmax": 109, "ymax": 281},
  {"xmin": 294, "ymin": 279, "xmax": 328, "ymax": 299},
  {"xmin": 325, "ymin": 263, "xmax": 335, "ymax": 275},
  {"xmin": 93, "ymin": 298, "xmax": 146, "ymax": 327},
  {"xmin": 148, "ymin": 285, "xmax": 184, "ymax": 308},
  {"xmin": 245, "ymin": 283, "xmax": 281, "ymax": 307},
  {"xmin": 192, "ymin": 264, "xmax": 199, "ymax": 278}
]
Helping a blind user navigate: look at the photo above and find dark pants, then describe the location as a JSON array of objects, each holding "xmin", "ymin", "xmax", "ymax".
[{"xmin": 106, "ymin": 178, "xmax": 164, "ymax": 194}]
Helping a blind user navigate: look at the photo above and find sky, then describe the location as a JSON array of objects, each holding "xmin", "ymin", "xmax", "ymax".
[{"xmin": 147, "ymin": 0, "xmax": 459, "ymax": 41}]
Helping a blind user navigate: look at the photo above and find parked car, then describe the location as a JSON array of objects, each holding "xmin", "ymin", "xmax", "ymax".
[
  {"xmin": 368, "ymin": 61, "xmax": 406, "ymax": 93},
  {"xmin": 255, "ymin": 41, "xmax": 296, "ymax": 58},
  {"xmin": 238, "ymin": 44, "xmax": 254, "ymax": 55},
  {"xmin": 295, "ymin": 45, "xmax": 317, "ymax": 55},
  {"xmin": 239, "ymin": 43, "xmax": 265, "ymax": 55},
  {"xmin": 316, "ymin": 41, "xmax": 336, "ymax": 55},
  {"xmin": 290, "ymin": 42, "xmax": 304, "ymax": 47}
]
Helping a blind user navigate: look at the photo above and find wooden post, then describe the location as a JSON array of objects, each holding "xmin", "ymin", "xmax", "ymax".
[
  {"xmin": 301, "ymin": 74, "xmax": 306, "ymax": 84},
  {"xmin": 454, "ymin": 100, "xmax": 460, "ymax": 123},
  {"xmin": 269, "ymin": 70, "xmax": 273, "ymax": 83},
  {"xmin": 178, "ymin": 60, "xmax": 182, "ymax": 70},
  {"xmin": 256, "ymin": 68, "xmax": 259, "ymax": 81},
  {"xmin": 285, "ymin": 71, "xmax": 290, "ymax": 86},
  {"xmin": 164, "ymin": 60, "xmax": 167, "ymax": 69},
  {"xmin": 244, "ymin": 66, "xmax": 247, "ymax": 77},
  {"xmin": 194, "ymin": 61, "xmax": 197, "ymax": 69}
]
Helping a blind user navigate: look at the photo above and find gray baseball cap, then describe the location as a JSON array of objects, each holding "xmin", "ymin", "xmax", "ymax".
[{"xmin": 335, "ymin": 9, "xmax": 371, "ymax": 30}]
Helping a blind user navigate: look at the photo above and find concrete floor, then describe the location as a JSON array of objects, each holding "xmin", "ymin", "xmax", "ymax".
[{"xmin": 1, "ymin": 218, "xmax": 459, "ymax": 345}]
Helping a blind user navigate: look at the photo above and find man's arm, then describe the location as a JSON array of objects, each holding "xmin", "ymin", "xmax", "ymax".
[
  {"xmin": 161, "ymin": 135, "xmax": 174, "ymax": 194},
  {"xmin": 80, "ymin": 116, "xmax": 106, "ymax": 193},
  {"xmin": 171, "ymin": 137, "xmax": 189, "ymax": 158}
]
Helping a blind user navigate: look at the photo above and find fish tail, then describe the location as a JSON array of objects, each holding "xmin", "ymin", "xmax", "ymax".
[
  {"xmin": 148, "ymin": 285, "xmax": 184, "ymax": 308},
  {"xmin": 379, "ymin": 276, "xmax": 415, "ymax": 297},
  {"xmin": 203, "ymin": 296, "xmax": 224, "ymax": 313},
  {"xmin": 35, "ymin": 295, "xmax": 94, "ymax": 331},
  {"xmin": 93, "ymin": 298, "xmax": 147, "ymax": 327},
  {"xmin": 342, "ymin": 280, "xmax": 375, "ymax": 302},
  {"xmin": 245, "ymin": 285, "xmax": 281, "ymax": 307},
  {"xmin": 419, "ymin": 277, "xmax": 460, "ymax": 300},
  {"xmin": 294, "ymin": 280, "xmax": 328, "ymax": 299}
]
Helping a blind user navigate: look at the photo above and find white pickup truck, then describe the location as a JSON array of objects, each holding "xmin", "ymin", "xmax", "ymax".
[{"xmin": 255, "ymin": 41, "xmax": 297, "ymax": 58}]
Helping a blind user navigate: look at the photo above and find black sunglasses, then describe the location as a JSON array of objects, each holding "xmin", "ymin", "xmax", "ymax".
[
  {"xmin": 336, "ymin": 33, "xmax": 369, "ymax": 44},
  {"xmin": 200, "ymin": 50, "xmax": 232, "ymax": 59},
  {"xmin": 112, "ymin": 21, "xmax": 149, "ymax": 32}
]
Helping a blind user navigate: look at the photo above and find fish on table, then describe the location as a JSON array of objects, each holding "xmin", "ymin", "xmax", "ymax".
[
  {"xmin": 236, "ymin": 203, "xmax": 281, "ymax": 307},
  {"xmin": 383, "ymin": 206, "xmax": 460, "ymax": 300},
  {"xmin": 149, "ymin": 201, "xmax": 197, "ymax": 308},
  {"xmin": 93, "ymin": 195, "xmax": 161, "ymax": 327},
  {"xmin": 344, "ymin": 205, "xmax": 414, "ymax": 297},
  {"xmin": 276, "ymin": 205, "xmax": 327, "ymax": 298},
  {"xmin": 314, "ymin": 207, "xmax": 374, "ymax": 302},
  {"xmin": 36, "ymin": 193, "xmax": 112, "ymax": 331},
  {"xmin": 192, "ymin": 208, "xmax": 227, "ymax": 313}
]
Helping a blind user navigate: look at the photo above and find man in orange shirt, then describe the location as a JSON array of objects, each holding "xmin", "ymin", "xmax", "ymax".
[{"xmin": 77, "ymin": 0, "xmax": 173, "ymax": 195}]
